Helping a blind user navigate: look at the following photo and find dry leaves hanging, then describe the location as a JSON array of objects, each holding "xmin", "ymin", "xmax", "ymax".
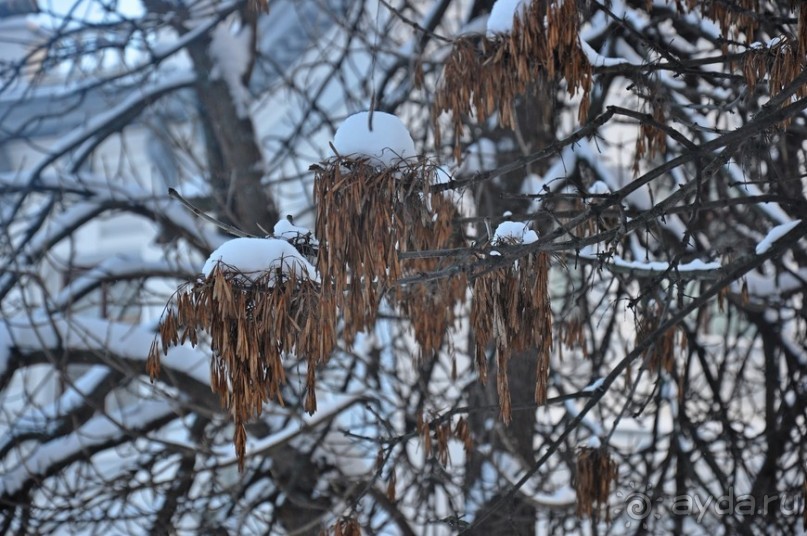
[
  {"xmin": 391, "ymin": 191, "xmax": 468, "ymax": 359},
  {"xmin": 471, "ymin": 244, "xmax": 552, "ymax": 423},
  {"xmin": 433, "ymin": 0, "xmax": 592, "ymax": 161},
  {"xmin": 743, "ymin": 35, "xmax": 807, "ymax": 116},
  {"xmin": 635, "ymin": 301, "xmax": 680, "ymax": 374},
  {"xmin": 147, "ymin": 262, "xmax": 334, "ymax": 470},
  {"xmin": 330, "ymin": 517, "xmax": 362, "ymax": 536},
  {"xmin": 313, "ymin": 156, "xmax": 461, "ymax": 349},
  {"xmin": 415, "ymin": 412, "xmax": 474, "ymax": 466},
  {"xmin": 575, "ymin": 445, "xmax": 619, "ymax": 522}
]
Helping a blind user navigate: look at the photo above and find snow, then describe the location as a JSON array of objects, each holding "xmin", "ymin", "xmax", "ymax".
[
  {"xmin": 580, "ymin": 39, "xmax": 632, "ymax": 67},
  {"xmin": 583, "ymin": 377, "xmax": 604, "ymax": 392},
  {"xmin": 54, "ymin": 256, "xmax": 195, "ymax": 309},
  {"xmin": 740, "ymin": 268, "xmax": 807, "ymax": 298},
  {"xmin": 750, "ymin": 36, "xmax": 783, "ymax": 49},
  {"xmin": 0, "ymin": 367, "xmax": 110, "ymax": 450},
  {"xmin": 273, "ymin": 217, "xmax": 317, "ymax": 243},
  {"xmin": 214, "ymin": 393, "xmax": 362, "ymax": 466},
  {"xmin": 588, "ymin": 181, "xmax": 611, "ymax": 196},
  {"xmin": 332, "ymin": 111, "xmax": 416, "ymax": 167},
  {"xmin": 1, "ymin": 315, "xmax": 210, "ymax": 385},
  {"xmin": 755, "ymin": 220, "xmax": 801, "ymax": 255},
  {"xmin": 0, "ymin": 399, "xmax": 174, "ymax": 496},
  {"xmin": 202, "ymin": 237, "xmax": 319, "ymax": 282},
  {"xmin": 580, "ymin": 246, "xmax": 721, "ymax": 274},
  {"xmin": 23, "ymin": 72, "xmax": 196, "ymax": 181},
  {"xmin": 492, "ymin": 221, "xmax": 538, "ymax": 244},
  {"xmin": 486, "ymin": 0, "xmax": 529, "ymax": 36},
  {"xmin": 209, "ymin": 17, "xmax": 253, "ymax": 119}
]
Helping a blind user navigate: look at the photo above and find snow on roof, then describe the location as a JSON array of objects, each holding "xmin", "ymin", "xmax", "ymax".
[
  {"xmin": 486, "ymin": 0, "xmax": 528, "ymax": 36},
  {"xmin": 332, "ymin": 111, "xmax": 416, "ymax": 167},
  {"xmin": 492, "ymin": 220, "xmax": 538, "ymax": 244},
  {"xmin": 202, "ymin": 237, "xmax": 319, "ymax": 282}
]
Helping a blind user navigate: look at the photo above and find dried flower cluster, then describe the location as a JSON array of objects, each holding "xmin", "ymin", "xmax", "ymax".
[
  {"xmin": 471, "ymin": 247, "xmax": 552, "ymax": 422},
  {"xmin": 433, "ymin": 0, "xmax": 591, "ymax": 161},
  {"xmin": 575, "ymin": 445, "xmax": 618, "ymax": 522},
  {"xmin": 313, "ymin": 157, "xmax": 461, "ymax": 349},
  {"xmin": 147, "ymin": 263, "xmax": 333, "ymax": 470}
]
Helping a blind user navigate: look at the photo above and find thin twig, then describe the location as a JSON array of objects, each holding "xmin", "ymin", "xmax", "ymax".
[{"xmin": 167, "ymin": 188, "xmax": 255, "ymax": 238}]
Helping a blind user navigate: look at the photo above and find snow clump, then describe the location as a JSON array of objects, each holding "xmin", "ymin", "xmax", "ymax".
[
  {"xmin": 273, "ymin": 216, "xmax": 316, "ymax": 242},
  {"xmin": 487, "ymin": 0, "xmax": 530, "ymax": 36},
  {"xmin": 493, "ymin": 221, "xmax": 539, "ymax": 244},
  {"xmin": 333, "ymin": 111, "xmax": 416, "ymax": 167},
  {"xmin": 202, "ymin": 237, "xmax": 319, "ymax": 283}
]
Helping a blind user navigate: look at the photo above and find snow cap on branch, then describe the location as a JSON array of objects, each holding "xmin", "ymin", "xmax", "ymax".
[
  {"xmin": 273, "ymin": 216, "xmax": 316, "ymax": 242},
  {"xmin": 493, "ymin": 221, "xmax": 539, "ymax": 244},
  {"xmin": 487, "ymin": 0, "xmax": 530, "ymax": 36},
  {"xmin": 202, "ymin": 237, "xmax": 319, "ymax": 283},
  {"xmin": 333, "ymin": 111, "xmax": 416, "ymax": 167}
]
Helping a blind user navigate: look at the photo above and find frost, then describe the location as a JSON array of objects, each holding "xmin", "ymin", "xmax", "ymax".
[
  {"xmin": 755, "ymin": 220, "xmax": 801, "ymax": 255},
  {"xmin": 486, "ymin": 0, "xmax": 529, "ymax": 36},
  {"xmin": 202, "ymin": 237, "xmax": 319, "ymax": 282},
  {"xmin": 492, "ymin": 221, "xmax": 538, "ymax": 244},
  {"xmin": 332, "ymin": 111, "xmax": 416, "ymax": 167}
]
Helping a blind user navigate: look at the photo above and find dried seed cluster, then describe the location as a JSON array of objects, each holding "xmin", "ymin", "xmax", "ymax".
[
  {"xmin": 147, "ymin": 264, "xmax": 333, "ymax": 470},
  {"xmin": 329, "ymin": 517, "xmax": 362, "ymax": 536},
  {"xmin": 676, "ymin": 1, "xmax": 806, "ymax": 88},
  {"xmin": 391, "ymin": 193, "xmax": 468, "ymax": 359},
  {"xmin": 698, "ymin": 0, "xmax": 759, "ymax": 48},
  {"xmin": 635, "ymin": 302, "xmax": 680, "ymax": 374},
  {"xmin": 743, "ymin": 36, "xmax": 807, "ymax": 109},
  {"xmin": 471, "ymin": 247, "xmax": 552, "ymax": 422},
  {"xmin": 313, "ymin": 157, "xmax": 461, "ymax": 350},
  {"xmin": 559, "ymin": 315, "xmax": 586, "ymax": 359},
  {"xmin": 433, "ymin": 0, "xmax": 592, "ymax": 161},
  {"xmin": 416, "ymin": 413, "xmax": 474, "ymax": 466},
  {"xmin": 634, "ymin": 103, "xmax": 667, "ymax": 174},
  {"xmin": 575, "ymin": 445, "xmax": 619, "ymax": 522}
]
